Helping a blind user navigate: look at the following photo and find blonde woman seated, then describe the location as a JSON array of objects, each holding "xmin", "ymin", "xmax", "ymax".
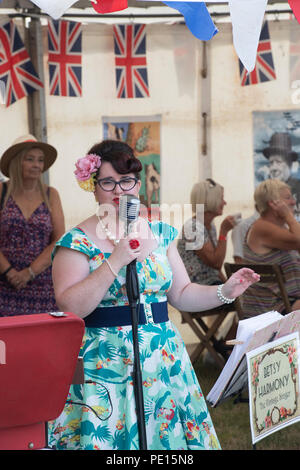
[
  {"xmin": 177, "ymin": 178, "xmax": 235, "ymax": 289},
  {"xmin": 242, "ymin": 179, "xmax": 300, "ymax": 317},
  {"xmin": 177, "ymin": 179, "xmax": 237, "ymax": 350}
]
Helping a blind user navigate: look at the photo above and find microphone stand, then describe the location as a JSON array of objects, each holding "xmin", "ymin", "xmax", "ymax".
[{"xmin": 126, "ymin": 258, "xmax": 147, "ymax": 450}]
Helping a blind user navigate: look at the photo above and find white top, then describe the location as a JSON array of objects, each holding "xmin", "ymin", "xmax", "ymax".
[{"xmin": 231, "ymin": 212, "xmax": 259, "ymax": 259}]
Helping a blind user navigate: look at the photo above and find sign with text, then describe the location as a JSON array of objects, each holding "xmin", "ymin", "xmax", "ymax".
[{"xmin": 246, "ymin": 332, "xmax": 300, "ymax": 444}]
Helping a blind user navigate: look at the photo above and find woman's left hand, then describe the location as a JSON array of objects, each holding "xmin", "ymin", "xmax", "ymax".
[{"xmin": 222, "ymin": 268, "xmax": 260, "ymax": 300}]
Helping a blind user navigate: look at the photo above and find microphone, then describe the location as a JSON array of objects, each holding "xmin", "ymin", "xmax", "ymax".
[
  {"xmin": 119, "ymin": 194, "xmax": 140, "ymax": 235},
  {"xmin": 119, "ymin": 194, "xmax": 147, "ymax": 449},
  {"xmin": 119, "ymin": 194, "xmax": 140, "ymax": 302}
]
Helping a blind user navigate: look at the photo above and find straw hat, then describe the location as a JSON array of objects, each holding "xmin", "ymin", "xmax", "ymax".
[{"xmin": 0, "ymin": 134, "xmax": 57, "ymax": 177}]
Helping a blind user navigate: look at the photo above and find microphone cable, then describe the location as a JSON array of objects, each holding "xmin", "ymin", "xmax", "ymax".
[{"xmin": 66, "ymin": 379, "xmax": 113, "ymax": 421}]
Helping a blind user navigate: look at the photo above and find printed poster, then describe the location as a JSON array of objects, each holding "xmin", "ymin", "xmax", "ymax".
[
  {"xmin": 246, "ymin": 332, "xmax": 300, "ymax": 444},
  {"xmin": 253, "ymin": 110, "xmax": 300, "ymax": 221},
  {"xmin": 102, "ymin": 116, "xmax": 161, "ymax": 210}
]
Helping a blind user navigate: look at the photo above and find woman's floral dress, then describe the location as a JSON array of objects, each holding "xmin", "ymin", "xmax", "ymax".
[
  {"xmin": 0, "ymin": 192, "xmax": 57, "ymax": 316},
  {"xmin": 48, "ymin": 221, "xmax": 220, "ymax": 450}
]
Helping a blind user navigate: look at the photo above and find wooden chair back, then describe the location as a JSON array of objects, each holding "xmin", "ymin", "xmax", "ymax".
[{"xmin": 224, "ymin": 262, "xmax": 292, "ymax": 316}]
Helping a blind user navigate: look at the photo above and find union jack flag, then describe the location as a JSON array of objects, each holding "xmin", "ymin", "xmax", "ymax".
[
  {"xmin": 48, "ymin": 20, "xmax": 82, "ymax": 97},
  {"xmin": 113, "ymin": 24, "xmax": 150, "ymax": 98},
  {"xmin": 239, "ymin": 21, "xmax": 276, "ymax": 86},
  {"xmin": 0, "ymin": 21, "xmax": 43, "ymax": 107}
]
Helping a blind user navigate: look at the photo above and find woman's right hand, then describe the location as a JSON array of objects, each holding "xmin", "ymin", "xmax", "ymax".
[
  {"xmin": 6, "ymin": 268, "xmax": 29, "ymax": 290},
  {"xmin": 109, "ymin": 233, "xmax": 142, "ymax": 270},
  {"xmin": 220, "ymin": 215, "xmax": 235, "ymax": 235}
]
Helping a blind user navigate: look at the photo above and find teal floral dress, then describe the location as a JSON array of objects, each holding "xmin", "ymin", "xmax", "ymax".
[{"xmin": 48, "ymin": 221, "xmax": 220, "ymax": 450}]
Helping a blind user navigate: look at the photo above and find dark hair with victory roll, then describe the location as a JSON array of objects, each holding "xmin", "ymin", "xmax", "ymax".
[{"xmin": 89, "ymin": 140, "xmax": 142, "ymax": 179}]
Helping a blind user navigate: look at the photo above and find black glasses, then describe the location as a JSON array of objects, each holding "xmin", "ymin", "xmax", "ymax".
[
  {"xmin": 206, "ymin": 178, "xmax": 216, "ymax": 188},
  {"xmin": 97, "ymin": 177, "xmax": 138, "ymax": 192}
]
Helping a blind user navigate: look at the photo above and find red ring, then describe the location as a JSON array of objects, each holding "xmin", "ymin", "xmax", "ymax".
[{"xmin": 129, "ymin": 239, "xmax": 140, "ymax": 250}]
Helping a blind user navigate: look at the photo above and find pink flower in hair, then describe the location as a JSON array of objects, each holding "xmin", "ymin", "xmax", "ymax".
[{"xmin": 74, "ymin": 153, "xmax": 101, "ymax": 192}]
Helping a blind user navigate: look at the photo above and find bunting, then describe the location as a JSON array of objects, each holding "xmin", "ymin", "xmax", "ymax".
[
  {"xmin": 162, "ymin": 2, "xmax": 218, "ymax": 41},
  {"xmin": 239, "ymin": 21, "xmax": 276, "ymax": 86},
  {"xmin": 113, "ymin": 24, "xmax": 149, "ymax": 99},
  {"xmin": 289, "ymin": 0, "xmax": 300, "ymax": 25},
  {"xmin": 48, "ymin": 20, "xmax": 82, "ymax": 97},
  {"xmin": 30, "ymin": 0, "xmax": 76, "ymax": 20},
  {"xmin": 0, "ymin": 21, "xmax": 44, "ymax": 107},
  {"xmin": 91, "ymin": 0, "xmax": 128, "ymax": 13}
]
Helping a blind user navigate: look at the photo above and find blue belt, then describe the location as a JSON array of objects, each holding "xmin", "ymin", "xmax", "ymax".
[{"xmin": 84, "ymin": 301, "xmax": 169, "ymax": 328}]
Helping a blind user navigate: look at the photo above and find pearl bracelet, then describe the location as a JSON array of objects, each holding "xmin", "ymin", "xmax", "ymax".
[
  {"xmin": 105, "ymin": 258, "xmax": 118, "ymax": 278},
  {"xmin": 217, "ymin": 284, "xmax": 235, "ymax": 304}
]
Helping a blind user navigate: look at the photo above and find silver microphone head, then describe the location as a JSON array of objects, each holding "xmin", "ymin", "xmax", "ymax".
[{"xmin": 119, "ymin": 194, "xmax": 140, "ymax": 232}]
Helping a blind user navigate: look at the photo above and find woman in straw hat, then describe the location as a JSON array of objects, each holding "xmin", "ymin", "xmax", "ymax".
[{"xmin": 0, "ymin": 135, "xmax": 65, "ymax": 316}]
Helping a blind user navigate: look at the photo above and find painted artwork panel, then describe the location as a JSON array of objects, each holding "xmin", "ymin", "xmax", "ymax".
[
  {"xmin": 253, "ymin": 110, "xmax": 300, "ymax": 220},
  {"xmin": 103, "ymin": 117, "xmax": 161, "ymax": 209}
]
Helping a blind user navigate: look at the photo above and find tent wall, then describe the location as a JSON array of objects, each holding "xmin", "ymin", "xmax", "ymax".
[{"xmin": 0, "ymin": 17, "xmax": 298, "ymax": 263}]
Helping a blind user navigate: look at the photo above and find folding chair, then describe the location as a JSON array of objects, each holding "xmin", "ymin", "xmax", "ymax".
[
  {"xmin": 224, "ymin": 262, "xmax": 292, "ymax": 316},
  {"xmin": 180, "ymin": 303, "xmax": 236, "ymax": 368}
]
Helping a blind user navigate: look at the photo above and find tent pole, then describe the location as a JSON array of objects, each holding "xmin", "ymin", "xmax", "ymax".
[{"xmin": 24, "ymin": 12, "xmax": 49, "ymax": 184}]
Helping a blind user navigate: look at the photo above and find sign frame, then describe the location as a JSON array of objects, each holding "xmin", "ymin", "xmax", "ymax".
[{"xmin": 246, "ymin": 332, "xmax": 300, "ymax": 444}]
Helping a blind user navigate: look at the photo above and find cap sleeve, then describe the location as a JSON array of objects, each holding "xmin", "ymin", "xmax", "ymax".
[
  {"xmin": 52, "ymin": 228, "xmax": 94, "ymax": 260},
  {"xmin": 150, "ymin": 221, "xmax": 178, "ymax": 249}
]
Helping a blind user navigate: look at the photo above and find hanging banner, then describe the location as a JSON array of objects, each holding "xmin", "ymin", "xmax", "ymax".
[
  {"xmin": 247, "ymin": 333, "xmax": 300, "ymax": 445},
  {"xmin": 113, "ymin": 24, "xmax": 149, "ymax": 99},
  {"xmin": 0, "ymin": 21, "xmax": 44, "ymax": 107},
  {"xmin": 48, "ymin": 20, "xmax": 82, "ymax": 97}
]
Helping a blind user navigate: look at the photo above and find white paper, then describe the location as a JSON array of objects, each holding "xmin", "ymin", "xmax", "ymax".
[{"xmin": 207, "ymin": 311, "xmax": 283, "ymax": 407}]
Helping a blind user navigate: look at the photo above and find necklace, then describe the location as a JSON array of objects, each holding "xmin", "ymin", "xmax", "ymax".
[{"xmin": 97, "ymin": 215, "xmax": 123, "ymax": 246}]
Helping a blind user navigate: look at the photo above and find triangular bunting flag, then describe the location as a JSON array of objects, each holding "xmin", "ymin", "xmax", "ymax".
[
  {"xmin": 162, "ymin": 2, "xmax": 218, "ymax": 41},
  {"xmin": 30, "ymin": 0, "xmax": 76, "ymax": 19},
  {"xmin": 91, "ymin": 0, "xmax": 128, "ymax": 13},
  {"xmin": 229, "ymin": 0, "xmax": 268, "ymax": 72},
  {"xmin": 289, "ymin": 0, "xmax": 300, "ymax": 25},
  {"xmin": 239, "ymin": 21, "xmax": 276, "ymax": 86}
]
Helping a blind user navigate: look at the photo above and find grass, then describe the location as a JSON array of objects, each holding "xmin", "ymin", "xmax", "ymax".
[{"xmin": 193, "ymin": 357, "xmax": 300, "ymax": 450}]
